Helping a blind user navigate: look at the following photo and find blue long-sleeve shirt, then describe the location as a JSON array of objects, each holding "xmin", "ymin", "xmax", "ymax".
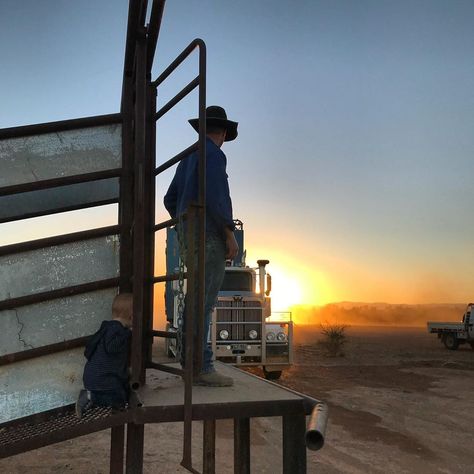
[
  {"xmin": 83, "ymin": 320, "xmax": 131, "ymax": 392},
  {"xmin": 164, "ymin": 137, "xmax": 235, "ymax": 239}
]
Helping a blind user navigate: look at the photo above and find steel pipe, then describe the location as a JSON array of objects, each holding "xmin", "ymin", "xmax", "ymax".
[
  {"xmin": 154, "ymin": 142, "xmax": 198, "ymax": 175},
  {"xmin": 151, "ymin": 38, "xmax": 205, "ymax": 87},
  {"xmin": 305, "ymin": 403, "xmax": 328, "ymax": 451},
  {"xmin": 155, "ymin": 76, "xmax": 199, "ymax": 121}
]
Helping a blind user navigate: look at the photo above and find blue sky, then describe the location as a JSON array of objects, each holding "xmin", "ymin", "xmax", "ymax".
[{"xmin": 1, "ymin": 0, "xmax": 473, "ymax": 304}]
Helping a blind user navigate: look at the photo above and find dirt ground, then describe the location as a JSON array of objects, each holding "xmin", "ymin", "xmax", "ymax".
[{"xmin": 1, "ymin": 326, "xmax": 473, "ymax": 473}]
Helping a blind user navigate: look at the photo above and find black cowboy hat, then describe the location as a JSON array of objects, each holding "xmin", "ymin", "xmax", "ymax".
[{"xmin": 188, "ymin": 105, "xmax": 238, "ymax": 142}]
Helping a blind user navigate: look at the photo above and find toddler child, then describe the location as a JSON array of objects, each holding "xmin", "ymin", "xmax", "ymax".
[{"xmin": 75, "ymin": 293, "xmax": 132, "ymax": 418}]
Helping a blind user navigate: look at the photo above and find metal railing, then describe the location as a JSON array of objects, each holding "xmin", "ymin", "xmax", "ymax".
[{"xmin": 144, "ymin": 36, "xmax": 207, "ymax": 472}]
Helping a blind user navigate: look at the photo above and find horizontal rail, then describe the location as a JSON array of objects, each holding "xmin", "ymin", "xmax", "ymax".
[
  {"xmin": 154, "ymin": 213, "xmax": 187, "ymax": 232},
  {"xmin": 215, "ymin": 340, "xmax": 261, "ymax": 344},
  {"xmin": 0, "ymin": 198, "xmax": 119, "ymax": 225},
  {"xmin": 0, "ymin": 277, "xmax": 120, "ymax": 312},
  {"xmin": 155, "ymin": 142, "xmax": 198, "ymax": 175},
  {"xmin": 0, "ymin": 335, "xmax": 89, "ymax": 366},
  {"xmin": 216, "ymin": 307, "xmax": 263, "ymax": 311},
  {"xmin": 0, "ymin": 113, "xmax": 122, "ymax": 140},
  {"xmin": 0, "ymin": 169, "xmax": 122, "ymax": 198},
  {"xmin": 147, "ymin": 361, "xmax": 183, "ymax": 376},
  {"xmin": 152, "ymin": 38, "xmax": 205, "ymax": 87},
  {"xmin": 215, "ymin": 321, "xmax": 263, "ymax": 325},
  {"xmin": 154, "ymin": 217, "xmax": 178, "ymax": 232},
  {"xmin": 155, "ymin": 76, "xmax": 199, "ymax": 121},
  {"xmin": 0, "ymin": 225, "xmax": 120, "ymax": 257},
  {"xmin": 151, "ymin": 330, "xmax": 177, "ymax": 339},
  {"xmin": 153, "ymin": 273, "xmax": 187, "ymax": 284}
]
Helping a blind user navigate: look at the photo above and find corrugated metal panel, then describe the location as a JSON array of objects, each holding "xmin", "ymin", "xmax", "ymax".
[
  {"xmin": 0, "ymin": 235, "xmax": 120, "ymax": 301},
  {"xmin": 0, "ymin": 288, "xmax": 117, "ymax": 356},
  {"xmin": 0, "ymin": 124, "xmax": 121, "ymax": 188},
  {"xmin": 0, "ymin": 349, "xmax": 85, "ymax": 423},
  {"xmin": 0, "ymin": 178, "xmax": 119, "ymax": 223}
]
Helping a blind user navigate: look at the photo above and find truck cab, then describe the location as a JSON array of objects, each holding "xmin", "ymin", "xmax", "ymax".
[{"xmin": 165, "ymin": 220, "xmax": 293, "ymax": 379}]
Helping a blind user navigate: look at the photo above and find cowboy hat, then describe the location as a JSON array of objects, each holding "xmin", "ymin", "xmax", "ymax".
[{"xmin": 188, "ymin": 105, "xmax": 238, "ymax": 142}]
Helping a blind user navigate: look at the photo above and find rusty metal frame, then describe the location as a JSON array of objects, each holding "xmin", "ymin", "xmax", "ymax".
[
  {"xmin": 0, "ymin": 277, "xmax": 120, "ymax": 313},
  {"xmin": 0, "ymin": 169, "xmax": 122, "ymax": 197},
  {"xmin": 0, "ymin": 225, "xmax": 120, "ymax": 256},
  {"xmin": 0, "ymin": 1, "xmax": 327, "ymax": 472},
  {"xmin": 0, "ymin": 126, "xmax": 124, "ymax": 466},
  {"xmin": 0, "ymin": 113, "xmax": 121, "ymax": 140},
  {"xmin": 149, "ymin": 33, "xmax": 207, "ymax": 472}
]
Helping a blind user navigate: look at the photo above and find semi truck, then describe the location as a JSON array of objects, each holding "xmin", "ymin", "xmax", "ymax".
[
  {"xmin": 165, "ymin": 220, "xmax": 293, "ymax": 379},
  {"xmin": 427, "ymin": 303, "xmax": 474, "ymax": 350}
]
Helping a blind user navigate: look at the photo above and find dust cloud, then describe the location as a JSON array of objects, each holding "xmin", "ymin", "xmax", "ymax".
[{"xmin": 290, "ymin": 302, "xmax": 466, "ymax": 328}]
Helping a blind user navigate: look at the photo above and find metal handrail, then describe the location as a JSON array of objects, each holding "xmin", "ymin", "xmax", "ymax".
[
  {"xmin": 155, "ymin": 142, "xmax": 198, "ymax": 175},
  {"xmin": 152, "ymin": 38, "xmax": 205, "ymax": 87},
  {"xmin": 155, "ymin": 76, "xmax": 199, "ymax": 121},
  {"xmin": 147, "ymin": 35, "xmax": 207, "ymax": 473}
]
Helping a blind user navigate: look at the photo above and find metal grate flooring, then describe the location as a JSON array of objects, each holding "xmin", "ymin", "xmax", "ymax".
[{"xmin": 0, "ymin": 406, "xmax": 112, "ymax": 448}]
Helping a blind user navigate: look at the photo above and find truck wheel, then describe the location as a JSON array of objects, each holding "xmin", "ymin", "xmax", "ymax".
[
  {"xmin": 443, "ymin": 333, "xmax": 459, "ymax": 350},
  {"xmin": 263, "ymin": 368, "xmax": 282, "ymax": 380}
]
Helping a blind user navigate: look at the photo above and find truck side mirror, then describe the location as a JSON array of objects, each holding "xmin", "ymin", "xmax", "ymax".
[{"xmin": 265, "ymin": 274, "xmax": 272, "ymax": 296}]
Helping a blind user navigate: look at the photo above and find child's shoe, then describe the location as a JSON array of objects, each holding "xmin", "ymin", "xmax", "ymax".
[{"xmin": 75, "ymin": 390, "xmax": 93, "ymax": 419}]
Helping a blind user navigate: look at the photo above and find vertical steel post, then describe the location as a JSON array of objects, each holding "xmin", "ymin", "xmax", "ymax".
[
  {"xmin": 144, "ymin": 77, "xmax": 157, "ymax": 367},
  {"xmin": 234, "ymin": 418, "xmax": 250, "ymax": 474},
  {"xmin": 110, "ymin": 426, "xmax": 125, "ymax": 474},
  {"xmin": 119, "ymin": 74, "xmax": 135, "ymax": 293},
  {"xmin": 130, "ymin": 28, "xmax": 148, "ymax": 390},
  {"xmin": 203, "ymin": 419, "xmax": 216, "ymax": 474},
  {"xmin": 115, "ymin": 26, "xmax": 137, "ymax": 474},
  {"xmin": 126, "ymin": 424, "xmax": 145, "ymax": 474},
  {"xmin": 181, "ymin": 204, "xmax": 197, "ymax": 470},
  {"xmin": 126, "ymin": 27, "xmax": 148, "ymax": 474},
  {"xmin": 282, "ymin": 414, "xmax": 306, "ymax": 474},
  {"xmin": 194, "ymin": 42, "xmax": 207, "ymax": 376}
]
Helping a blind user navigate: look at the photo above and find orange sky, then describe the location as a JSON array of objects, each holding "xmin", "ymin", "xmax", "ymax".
[{"xmin": 2, "ymin": 1, "xmax": 473, "ymax": 312}]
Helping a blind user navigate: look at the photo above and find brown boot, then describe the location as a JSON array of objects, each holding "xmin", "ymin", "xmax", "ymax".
[{"xmin": 193, "ymin": 371, "xmax": 234, "ymax": 387}]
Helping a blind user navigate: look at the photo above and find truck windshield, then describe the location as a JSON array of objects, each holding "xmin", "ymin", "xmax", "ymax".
[{"xmin": 221, "ymin": 271, "xmax": 253, "ymax": 292}]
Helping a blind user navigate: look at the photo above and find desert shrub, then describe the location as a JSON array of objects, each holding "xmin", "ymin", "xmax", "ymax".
[{"xmin": 318, "ymin": 322, "xmax": 347, "ymax": 357}]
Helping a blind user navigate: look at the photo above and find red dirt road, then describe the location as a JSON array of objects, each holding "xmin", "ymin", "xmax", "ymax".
[{"xmin": 1, "ymin": 326, "xmax": 473, "ymax": 473}]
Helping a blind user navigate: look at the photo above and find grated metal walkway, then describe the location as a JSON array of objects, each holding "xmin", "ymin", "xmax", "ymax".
[{"xmin": 0, "ymin": 405, "xmax": 130, "ymax": 459}]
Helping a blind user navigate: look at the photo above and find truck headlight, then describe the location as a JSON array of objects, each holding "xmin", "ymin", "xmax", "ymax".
[
  {"xmin": 219, "ymin": 329, "xmax": 229, "ymax": 340},
  {"xmin": 248, "ymin": 329, "xmax": 258, "ymax": 340},
  {"xmin": 266, "ymin": 331, "xmax": 275, "ymax": 341},
  {"xmin": 277, "ymin": 332, "xmax": 287, "ymax": 341}
]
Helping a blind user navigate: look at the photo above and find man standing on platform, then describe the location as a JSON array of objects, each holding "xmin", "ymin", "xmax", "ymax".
[{"xmin": 164, "ymin": 105, "xmax": 239, "ymax": 387}]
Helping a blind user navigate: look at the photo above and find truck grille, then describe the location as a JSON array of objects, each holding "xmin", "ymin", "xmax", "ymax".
[{"xmin": 216, "ymin": 300, "xmax": 262, "ymax": 341}]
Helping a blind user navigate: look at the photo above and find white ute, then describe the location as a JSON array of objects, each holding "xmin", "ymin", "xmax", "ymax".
[{"xmin": 427, "ymin": 303, "xmax": 474, "ymax": 350}]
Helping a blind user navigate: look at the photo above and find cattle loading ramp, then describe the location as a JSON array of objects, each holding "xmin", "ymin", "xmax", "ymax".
[{"xmin": 0, "ymin": 1, "xmax": 327, "ymax": 472}]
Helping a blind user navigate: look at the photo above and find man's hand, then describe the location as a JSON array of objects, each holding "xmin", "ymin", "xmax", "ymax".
[{"xmin": 224, "ymin": 228, "xmax": 239, "ymax": 260}]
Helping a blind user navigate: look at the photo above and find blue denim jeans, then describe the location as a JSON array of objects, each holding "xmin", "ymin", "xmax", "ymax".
[{"xmin": 182, "ymin": 234, "xmax": 226, "ymax": 374}]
